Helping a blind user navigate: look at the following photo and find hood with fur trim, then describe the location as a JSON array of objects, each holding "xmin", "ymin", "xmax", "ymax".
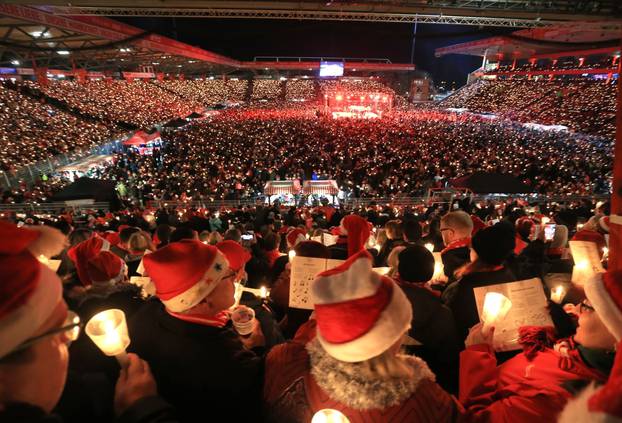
[{"xmin": 306, "ymin": 338, "xmax": 435, "ymax": 410}]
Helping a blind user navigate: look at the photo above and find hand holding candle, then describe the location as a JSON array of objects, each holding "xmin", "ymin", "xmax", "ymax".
[
  {"xmin": 86, "ymin": 309, "xmax": 131, "ymax": 367},
  {"xmin": 481, "ymin": 292, "xmax": 512, "ymax": 335}
]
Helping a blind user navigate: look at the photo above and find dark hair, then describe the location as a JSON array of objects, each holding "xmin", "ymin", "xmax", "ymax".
[
  {"xmin": 224, "ymin": 228, "xmax": 241, "ymax": 243},
  {"xmin": 402, "ymin": 219, "xmax": 422, "ymax": 242},
  {"xmin": 294, "ymin": 240, "xmax": 331, "ymax": 259},
  {"xmin": 262, "ymin": 232, "xmax": 280, "ymax": 251},
  {"xmin": 398, "ymin": 246, "xmax": 434, "ymax": 283},
  {"xmin": 170, "ymin": 227, "xmax": 197, "ymax": 243},
  {"xmin": 119, "ymin": 227, "xmax": 140, "ymax": 243}
]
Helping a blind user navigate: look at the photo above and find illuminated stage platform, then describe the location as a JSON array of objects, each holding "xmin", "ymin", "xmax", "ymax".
[{"xmin": 322, "ymin": 91, "xmax": 393, "ymax": 119}]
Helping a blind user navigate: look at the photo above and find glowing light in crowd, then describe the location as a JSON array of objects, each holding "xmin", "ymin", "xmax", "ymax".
[
  {"xmin": 288, "ymin": 250, "xmax": 296, "ymax": 260},
  {"xmin": 481, "ymin": 292, "xmax": 512, "ymax": 334},
  {"xmin": 259, "ymin": 286, "xmax": 269, "ymax": 299},
  {"xmin": 424, "ymin": 243, "xmax": 434, "ymax": 252},
  {"xmin": 311, "ymin": 409, "xmax": 351, "ymax": 423},
  {"xmin": 550, "ymin": 285, "xmax": 566, "ymax": 304},
  {"xmin": 86, "ymin": 309, "xmax": 131, "ymax": 367}
]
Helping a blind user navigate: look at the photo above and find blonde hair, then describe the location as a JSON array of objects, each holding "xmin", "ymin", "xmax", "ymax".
[
  {"xmin": 386, "ymin": 246, "xmax": 406, "ymax": 278},
  {"xmin": 441, "ymin": 211, "xmax": 473, "ymax": 234},
  {"xmin": 128, "ymin": 232, "xmax": 150, "ymax": 254},
  {"xmin": 356, "ymin": 344, "xmax": 415, "ymax": 380}
]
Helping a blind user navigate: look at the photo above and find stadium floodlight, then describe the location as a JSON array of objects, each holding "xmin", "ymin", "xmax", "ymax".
[{"xmin": 57, "ymin": 50, "xmax": 70, "ymax": 55}]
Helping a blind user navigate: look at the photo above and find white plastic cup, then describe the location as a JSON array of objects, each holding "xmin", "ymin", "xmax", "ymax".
[{"xmin": 231, "ymin": 305, "xmax": 255, "ymax": 336}]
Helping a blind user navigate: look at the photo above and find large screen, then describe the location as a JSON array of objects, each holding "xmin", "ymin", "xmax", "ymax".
[{"xmin": 320, "ymin": 61, "xmax": 344, "ymax": 77}]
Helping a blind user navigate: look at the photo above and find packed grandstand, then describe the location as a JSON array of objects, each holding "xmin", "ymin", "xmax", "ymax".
[{"xmin": 1, "ymin": 3, "xmax": 622, "ymax": 423}]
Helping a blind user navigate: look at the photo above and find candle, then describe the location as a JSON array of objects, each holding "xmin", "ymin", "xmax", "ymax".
[
  {"xmin": 481, "ymin": 292, "xmax": 512, "ymax": 334},
  {"xmin": 541, "ymin": 217, "xmax": 550, "ymax": 225},
  {"xmin": 311, "ymin": 409, "xmax": 350, "ymax": 423},
  {"xmin": 576, "ymin": 223, "xmax": 584, "ymax": 231},
  {"xmin": 550, "ymin": 285, "xmax": 566, "ymax": 304},
  {"xmin": 603, "ymin": 247, "xmax": 609, "ymax": 261},
  {"xmin": 288, "ymin": 250, "xmax": 296, "ymax": 261},
  {"xmin": 86, "ymin": 309, "xmax": 131, "ymax": 367},
  {"xmin": 259, "ymin": 286, "xmax": 269, "ymax": 299},
  {"xmin": 233, "ymin": 282, "xmax": 243, "ymax": 306},
  {"xmin": 424, "ymin": 243, "xmax": 434, "ymax": 253}
]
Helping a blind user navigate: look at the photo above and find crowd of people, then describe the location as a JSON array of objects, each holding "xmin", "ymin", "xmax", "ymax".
[
  {"xmin": 39, "ymin": 107, "xmax": 608, "ymax": 207},
  {"xmin": 442, "ymin": 78, "xmax": 617, "ymax": 138},
  {"xmin": 0, "ymin": 82, "xmax": 118, "ymax": 172},
  {"xmin": 154, "ymin": 78, "xmax": 250, "ymax": 105},
  {"xmin": 31, "ymin": 80, "xmax": 201, "ymax": 128},
  {"xmin": 284, "ymin": 78, "xmax": 317, "ymax": 101},
  {"xmin": 0, "ymin": 195, "xmax": 619, "ymax": 422}
]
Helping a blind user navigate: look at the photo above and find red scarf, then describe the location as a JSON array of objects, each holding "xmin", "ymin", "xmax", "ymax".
[
  {"xmin": 441, "ymin": 237, "xmax": 471, "ymax": 254},
  {"xmin": 166, "ymin": 309, "xmax": 230, "ymax": 328}
]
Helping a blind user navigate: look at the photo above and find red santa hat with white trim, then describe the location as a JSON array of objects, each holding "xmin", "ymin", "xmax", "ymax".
[
  {"xmin": 0, "ymin": 221, "xmax": 64, "ymax": 359},
  {"xmin": 584, "ymin": 270, "xmax": 622, "ymax": 342},
  {"xmin": 143, "ymin": 240, "xmax": 240, "ymax": 313},
  {"xmin": 311, "ymin": 249, "xmax": 412, "ymax": 362},
  {"xmin": 339, "ymin": 214, "xmax": 371, "ymax": 258},
  {"xmin": 68, "ymin": 236, "xmax": 110, "ymax": 286},
  {"xmin": 87, "ymin": 251, "xmax": 126, "ymax": 285},
  {"xmin": 286, "ymin": 228, "xmax": 307, "ymax": 249},
  {"xmin": 558, "ymin": 339, "xmax": 622, "ymax": 423}
]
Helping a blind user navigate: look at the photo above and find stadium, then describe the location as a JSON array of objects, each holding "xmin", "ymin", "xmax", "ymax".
[{"xmin": 0, "ymin": 1, "xmax": 622, "ymax": 422}]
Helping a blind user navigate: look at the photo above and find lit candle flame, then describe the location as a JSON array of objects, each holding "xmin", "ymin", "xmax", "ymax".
[
  {"xmin": 482, "ymin": 292, "xmax": 512, "ymax": 334},
  {"xmin": 288, "ymin": 250, "xmax": 296, "ymax": 260},
  {"xmin": 311, "ymin": 409, "xmax": 350, "ymax": 423},
  {"xmin": 424, "ymin": 243, "xmax": 434, "ymax": 253},
  {"xmin": 550, "ymin": 285, "xmax": 566, "ymax": 304}
]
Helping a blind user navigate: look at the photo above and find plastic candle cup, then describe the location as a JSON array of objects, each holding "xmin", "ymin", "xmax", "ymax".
[
  {"xmin": 481, "ymin": 292, "xmax": 512, "ymax": 334},
  {"xmin": 311, "ymin": 409, "xmax": 351, "ymax": 423},
  {"xmin": 550, "ymin": 285, "xmax": 566, "ymax": 304},
  {"xmin": 86, "ymin": 309, "xmax": 131, "ymax": 367},
  {"xmin": 288, "ymin": 250, "xmax": 296, "ymax": 261}
]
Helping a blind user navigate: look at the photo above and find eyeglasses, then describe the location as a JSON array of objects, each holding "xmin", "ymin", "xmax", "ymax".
[
  {"xmin": 579, "ymin": 301, "xmax": 595, "ymax": 314},
  {"xmin": 11, "ymin": 311, "xmax": 82, "ymax": 354}
]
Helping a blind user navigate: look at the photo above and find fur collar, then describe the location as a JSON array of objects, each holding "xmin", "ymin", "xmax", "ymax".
[{"xmin": 306, "ymin": 338, "xmax": 435, "ymax": 410}]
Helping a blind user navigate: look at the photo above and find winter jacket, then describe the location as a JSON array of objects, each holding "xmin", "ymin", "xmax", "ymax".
[
  {"xmin": 441, "ymin": 246, "xmax": 470, "ymax": 280},
  {"xmin": 127, "ymin": 299, "xmax": 264, "ymax": 422},
  {"xmin": 264, "ymin": 338, "xmax": 456, "ymax": 423},
  {"xmin": 397, "ymin": 280, "xmax": 461, "ymax": 394},
  {"xmin": 459, "ymin": 341, "xmax": 609, "ymax": 423}
]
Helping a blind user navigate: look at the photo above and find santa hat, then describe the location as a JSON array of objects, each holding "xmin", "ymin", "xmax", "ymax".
[
  {"xmin": 339, "ymin": 215, "xmax": 371, "ymax": 258},
  {"xmin": 215, "ymin": 240, "xmax": 251, "ymax": 272},
  {"xmin": 0, "ymin": 222, "xmax": 63, "ymax": 358},
  {"xmin": 584, "ymin": 271, "xmax": 622, "ymax": 342},
  {"xmin": 286, "ymin": 228, "xmax": 306, "ymax": 249},
  {"xmin": 87, "ymin": 251, "xmax": 126, "ymax": 285},
  {"xmin": 599, "ymin": 216, "xmax": 610, "ymax": 234},
  {"xmin": 312, "ymin": 250, "xmax": 412, "ymax": 362},
  {"xmin": 143, "ymin": 240, "xmax": 231, "ymax": 313},
  {"xmin": 102, "ymin": 231, "xmax": 121, "ymax": 246},
  {"xmin": 68, "ymin": 236, "xmax": 110, "ymax": 286},
  {"xmin": 558, "ymin": 339, "xmax": 622, "ymax": 423}
]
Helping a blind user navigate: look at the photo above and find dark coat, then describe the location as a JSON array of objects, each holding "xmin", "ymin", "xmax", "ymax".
[
  {"xmin": 442, "ymin": 267, "xmax": 517, "ymax": 343},
  {"xmin": 127, "ymin": 300, "xmax": 265, "ymax": 422},
  {"xmin": 398, "ymin": 282, "xmax": 461, "ymax": 394},
  {"xmin": 441, "ymin": 246, "xmax": 470, "ymax": 279}
]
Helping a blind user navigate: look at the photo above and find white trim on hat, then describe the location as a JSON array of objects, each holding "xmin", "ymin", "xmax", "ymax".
[
  {"xmin": 316, "ymin": 279, "xmax": 412, "ymax": 363},
  {"xmin": 584, "ymin": 273, "xmax": 622, "ymax": 342},
  {"xmin": 161, "ymin": 252, "xmax": 230, "ymax": 313},
  {"xmin": 314, "ymin": 258, "xmax": 381, "ymax": 304},
  {"xmin": 0, "ymin": 263, "xmax": 62, "ymax": 358},
  {"xmin": 558, "ymin": 383, "xmax": 622, "ymax": 423}
]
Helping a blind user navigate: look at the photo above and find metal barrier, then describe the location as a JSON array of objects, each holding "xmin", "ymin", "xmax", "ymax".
[
  {"xmin": 0, "ymin": 202, "xmax": 111, "ymax": 214},
  {"xmin": 0, "ymin": 138, "xmax": 126, "ymax": 189}
]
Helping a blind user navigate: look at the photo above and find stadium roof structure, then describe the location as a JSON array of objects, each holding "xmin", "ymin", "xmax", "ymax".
[
  {"xmin": 435, "ymin": 21, "xmax": 622, "ymax": 60},
  {"xmin": 0, "ymin": 4, "xmax": 415, "ymax": 75},
  {"xmin": 5, "ymin": 1, "xmax": 622, "ymax": 28}
]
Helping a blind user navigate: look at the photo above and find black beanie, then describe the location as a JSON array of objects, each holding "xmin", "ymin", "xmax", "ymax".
[
  {"xmin": 398, "ymin": 245, "xmax": 435, "ymax": 283},
  {"xmin": 471, "ymin": 222, "xmax": 515, "ymax": 265}
]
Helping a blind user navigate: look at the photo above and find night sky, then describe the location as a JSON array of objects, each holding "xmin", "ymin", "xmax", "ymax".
[{"xmin": 118, "ymin": 17, "xmax": 514, "ymax": 86}]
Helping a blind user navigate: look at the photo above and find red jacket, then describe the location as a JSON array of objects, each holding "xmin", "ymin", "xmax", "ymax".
[{"xmin": 459, "ymin": 343, "xmax": 607, "ymax": 423}]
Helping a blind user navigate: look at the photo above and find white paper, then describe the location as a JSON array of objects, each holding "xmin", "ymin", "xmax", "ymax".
[
  {"xmin": 373, "ymin": 267, "xmax": 391, "ymax": 276},
  {"xmin": 289, "ymin": 256, "xmax": 344, "ymax": 309},
  {"xmin": 310, "ymin": 233, "xmax": 339, "ymax": 247},
  {"xmin": 569, "ymin": 240, "xmax": 605, "ymax": 285},
  {"xmin": 47, "ymin": 259, "xmax": 61, "ymax": 273},
  {"xmin": 474, "ymin": 278, "xmax": 553, "ymax": 352}
]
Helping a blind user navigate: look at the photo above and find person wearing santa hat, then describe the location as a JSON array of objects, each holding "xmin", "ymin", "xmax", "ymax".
[
  {"xmin": 459, "ymin": 270, "xmax": 620, "ymax": 422},
  {"xmin": 0, "ymin": 222, "xmax": 178, "ymax": 422},
  {"xmin": 558, "ymin": 339, "xmax": 622, "ymax": 423},
  {"xmin": 285, "ymin": 227, "xmax": 306, "ymax": 250},
  {"xmin": 127, "ymin": 239, "xmax": 262, "ymax": 422},
  {"xmin": 263, "ymin": 250, "xmax": 456, "ymax": 422},
  {"xmin": 328, "ymin": 214, "xmax": 373, "ymax": 260}
]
